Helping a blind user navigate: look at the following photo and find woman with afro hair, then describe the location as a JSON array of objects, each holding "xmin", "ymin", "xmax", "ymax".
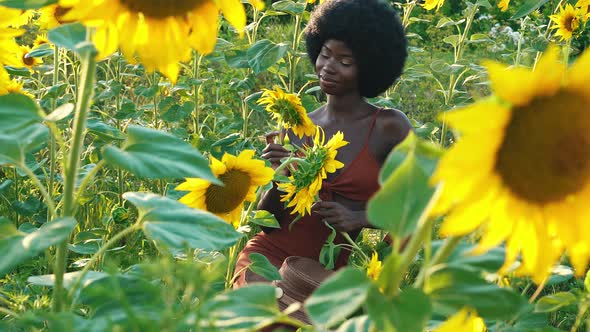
[{"xmin": 233, "ymin": 0, "xmax": 412, "ymax": 311}]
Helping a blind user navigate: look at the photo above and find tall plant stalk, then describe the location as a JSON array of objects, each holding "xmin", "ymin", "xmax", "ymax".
[{"xmin": 52, "ymin": 47, "xmax": 97, "ymax": 312}]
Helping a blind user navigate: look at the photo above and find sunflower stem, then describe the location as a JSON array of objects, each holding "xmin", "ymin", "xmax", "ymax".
[
  {"xmin": 47, "ymin": 46, "xmax": 60, "ymax": 223},
  {"xmin": 52, "ymin": 46, "xmax": 97, "ymax": 313},
  {"xmin": 340, "ymin": 230, "xmax": 370, "ymax": 263},
  {"xmin": 383, "ymin": 185, "xmax": 442, "ymax": 297},
  {"xmin": 413, "ymin": 235, "xmax": 462, "ymax": 288}
]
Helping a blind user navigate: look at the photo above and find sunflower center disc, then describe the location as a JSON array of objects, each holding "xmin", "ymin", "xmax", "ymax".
[
  {"xmin": 564, "ymin": 15, "xmax": 578, "ymax": 32},
  {"xmin": 22, "ymin": 55, "xmax": 35, "ymax": 66},
  {"xmin": 119, "ymin": 0, "xmax": 204, "ymax": 18},
  {"xmin": 495, "ymin": 90, "xmax": 590, "ymax": 204},
  {"xmin": 205, "ymin": 170, "xmax": 251, "ymax": 213}
]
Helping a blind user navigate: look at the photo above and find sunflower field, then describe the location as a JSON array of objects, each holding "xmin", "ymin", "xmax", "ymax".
[{"xmin": 1, "ymin": 0, "xmax": 590, "ymax": 331}]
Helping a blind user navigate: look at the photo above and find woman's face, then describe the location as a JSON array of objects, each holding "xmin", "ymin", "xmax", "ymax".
[{"xmin": 315, "ymin": 39, "xmax": 359, "ymax": 96}]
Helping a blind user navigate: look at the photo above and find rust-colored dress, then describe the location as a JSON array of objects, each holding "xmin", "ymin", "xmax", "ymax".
[{"xmin": 233, "ymin": 109, "xmax": 383, "ymax": 287}]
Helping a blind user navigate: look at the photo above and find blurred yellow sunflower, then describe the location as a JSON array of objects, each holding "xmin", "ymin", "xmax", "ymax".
[
  {"xmin": 248, "ymin": 0, "xmax": 265, "ymax": 10},
  {"xmin": 422, "ymin": 0, "xmax": 444, "ymax": 11},
  {"xmin": 176, "ymin": 150, "xmax": 274, "ymax": 228},
  {"xmin": 38, "ymin": 4, "xmax": 73, "ymax": 30},
  {"xmin": 3, "ymin": 79, "xmax": 34, "ymax": 99},
  {"xmin": 59, "ymin": 0, "xmax": 247, "ymax": 83},
  {"xmin": 498, "ymin": 0, "xmax": 510, "ymax": 12},
  {"xmin": 366, "ymin": 252, "xmax": 382, "ymax": 281},
  {"xmin": 307, "ymin": 0, "xmax": 325, "ymax": 3},
  {"xmin": 33, "ymin": 33, "xmax": 51, "ymax": 48},
  {"xmin": 278, "ymin": 127, "xmax": 348, "ymax": 216},
  {"xmin": 0, "ymin": 25, "xmax": 24, "ymax": 93},
  {"xmin": 576, "ymin": 0, "xmax": 590, "ymax": 17},
  {"xmin": 431, "ymin": 46, "xmax": 590, "ymax": 283},
  {"xmin": 258, "ymin": 86, "xmax": 316, "ymax": 139},
  {"xmin": 17, "ymin": 45, "xmax": 43, "ymax": 71},
  {"xmin": 434, "ymin": 308, "xmax": 486, "ymax": 332},
  {"xmin": 550, "ymin": 4, "xmax": 583, "ymax": 41}
]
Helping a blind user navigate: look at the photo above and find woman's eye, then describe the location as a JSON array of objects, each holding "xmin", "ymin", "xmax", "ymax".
[
  {"xmin": 320, "ymin": 54, "xmax": 329, "ymax": 59},
  {"xmin": 341, "ymin": 62, "xmax": 353, "ymax": 67}
]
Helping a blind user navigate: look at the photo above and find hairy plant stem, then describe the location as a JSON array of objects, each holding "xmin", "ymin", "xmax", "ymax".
[
  {"xmin": 52, "ymin": 48, "xmax": 97, "ymax": 312},
  {"xmin": 571, "ymin": 300, "xmax": 590, "ymax": 332},
  {"xmin": 47, "ymin": 46, "xmax": 60, "ymax": 223},
  {"xmin": 413, "ymin": 235, "xmax": 462, "ymax": 288},
  {"xmin": 384, "ymin": 186, "xmax": 442, "ymax": 297}
]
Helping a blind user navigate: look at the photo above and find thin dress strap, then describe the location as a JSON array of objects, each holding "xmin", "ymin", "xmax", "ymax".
[{"xmin": 363, "ymin": 108, "xmax": 382, "ymax": 146}]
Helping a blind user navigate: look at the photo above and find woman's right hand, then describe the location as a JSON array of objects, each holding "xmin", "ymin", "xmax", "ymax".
[{"xmin": 262, "ymin": 131, "xmax": 291, "ymax": 172}]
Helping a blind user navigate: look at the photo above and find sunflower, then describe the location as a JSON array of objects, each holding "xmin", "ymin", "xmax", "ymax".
[
  {"xmin": 430, "ymin": 46, "xmax": 590, "ymax": 283},
  {"xmin": 248, "ymin": 0, "xmax": 265, "ymax": 11},
  {"xmin": 0, "ymin": 25, "xmax": 24, "ymax": 93},
  {"xmin": 176, "ymin": 150, "xmax": 274, "ymax": 228},
  {"xmin": 434, "ymin": 308, "xmax": 486, "ymax": 332},
  {"xmin": 33, "ymin": 33, "xmax": 51, "ymax": 48},
  {"xmin": 17, "ymin": 45, "xmax": 43, "ymax": 71},
  {"xmin": 37, "ymin": 4, "xmax": 73, "ymax": 30},
  {"xmin": 58, "ymin": 0, "xmax": 246, "ymax": 83},
  {"xmin": 550, "ymin": 4, "xmax": 583, "ymax": 41},
  {"xmin": 366, "ymin": 252, "xmax": 383, "ymax": 281},
  {"xmin": 575, "ymin": 0, "xmax": 590, "ymax": 20},
  {"xmin": 422, "ymin": 0, "xmax": 444, "ymax": 11},
  {"xmin": 277, "ymin": 127, "xmax": 348, "ymax": 216},
  {"xmin": 258, "ymin": 86, "xmax": 316, "ymax": 139},
  {"xmin": 3, "ymin": 80, "xmax": 34, "ymax": 99},
  {"xmin": 498, "ymin": 0, "xmax": 510, "ymax": 12}
]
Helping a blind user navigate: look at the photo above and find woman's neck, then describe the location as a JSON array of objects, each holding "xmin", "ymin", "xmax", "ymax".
[{"xmin": 325, "ymin": 94, "xmax": 371, "ymax": 120}]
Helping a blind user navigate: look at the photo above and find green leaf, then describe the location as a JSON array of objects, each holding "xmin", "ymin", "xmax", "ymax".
[
  {"xmin": 468, "ymin": 33, "xmax": 492, "ymax": 43},
  {"xmin": 250, "ymin": 210, "xmax": 280, "ymax": 229},
  {"xmin": 546, "ymin": 265, "xmax": 574, "ymax": 286},
  {"xmin": 425, "ymin": 266, "xmax": 528, "ymax": 320},
  {"xmin": 336, "ymin": 315, "xmax": 372, "ymax": 332},
  {"xmin": 534, "ymin": 292, "xmax": 578, "ymax": 313},
  {"xmin": 202, "ymin": 284, "xmax": 280, "ymax": 331},
  {"xmin": 87, "ymin": 119, "xmax": 125, "ymax": 142},
  {"xmin": 0, "ymin": 0, "xmax": 57, "ymax": 8},
  {"xmin": 28, "ymin": 271, "xmax": 109, "ymax": 289},
  {"xmin": 0, "ymin": 93, "xmax": 44, "ymax": 133},
  {"xmin": 272, "ymin": 0, "xmax": 306, "ymax": 15},
  {"xmin": 0, "ymin": 126, "xmax": 49, "ymax": 166},
  {"xmin": 366, "ymin": 287, "xmax": 431, "ymax": 332},
  {"xmin": 247, "ymin": 39, "xmax": 289, "ymax": 74},
  {"xmin": 48, "ymin": 23, "xmax": 95, "ymax": 54},
  {"xmin": 103, "ymin": 125, "xmax": 218, "ymax": 182},
  {"xmin": 305, "ymin": 268, "xmax": 371, "ymax": 328},
  {"xmin": 248, "ymin": 253, "xmax": 282, "ymax": 281},
  {"xmin": 443, "ymin": 35, "xmax": 460, "ymax": 48},
  {"xmin": 27, "ymin": 43, "xmax": 54, "ymax": 58},
  {"xmin": 124, "ymin": 192, "xmax": 243, "ymax": 250},
  {"xmin": 367, "ymin": 133, "xmax": 439, "ymax": 238},
  {"xmin": 436, "ymin": 17, "xmax": 465, "ymax": 28},
  {"xmin": 224, "ymin": 48, "xmax": 250, "ymax": 69},
  {"xmin": 431, "ymin": 240, "xmax": 505, "ymax": 272},
  {"xmin": 0, "ymin": 217, "xmax": 76, "ymax": 276},
  {"xmin": 0, "ymin": 180, "xmax": 13, "ymax": 196},
  {"xmin": 512, "ymin": 0, "xmax": 551, "ymax": 19},
  {"xmin": 45, "ymin": 103, "xmax": 74, "ymax": 122}
]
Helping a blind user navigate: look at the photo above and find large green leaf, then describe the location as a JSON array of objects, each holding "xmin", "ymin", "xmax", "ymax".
[
  {"xmin": 48, "ymin": 23, "xmax": 95, "ymax": 54},
  {"xmin": 124, "ymin": 192, "xmax": 243, "ymax": 250},
  {"xmin": 202, "ymin": 284, "xmax": 280, "ymax": 331},
  {"xmin": 366, "ymin": 287, "xmax": 432, "ymax": 332},
  {"xmin": 368, "ymin": 133, "xmax": 440, "ymax": 238},
  {"xmin": 0, "ymin": 217, "xmax": 76, "ymax": 276},
  {"xmin": 0, "ymin": 126, "xmax": 50, "ymax": 166},
  {"xmin": 425, "ymin": 266, "xmax": 528, "ymax": 320},
  {"xmin": 103, "ymin": 125, "xmax": 218, "ymax": 182},
  {"xmin": 534, "ymin": 292, "xmax": 578, "ymax": 313},
  {"xmin": 336, "ymin": 316, "xmax": 372, "ymax": 332},
  {"xmin": 0, "ymin": 93, "xmax": 44, "ymax": 133},
  {"xmin": 248, "ymin": 253, "xmax": 282, "ymax": 281},
  {"xmin": 247, "ymin": 39, "xmax": 289, "ymax": 74},
  {"xmin": 272, "ymin": 0, "xmax": 306, "ymax": 15},
  {"xmin": 0, "ymin": 0, "xmax": 56, "ymax": 8},
  {"xmin": 512, "ymin": 0, "xmax": 551, "ymax": 19},
  {"xmin": 431, "ymin": 240, "xmax": 505, "ymax": 272},
  {"xmin": 305, "ymin": 268, "xmax": 371, "ymax": 328}
]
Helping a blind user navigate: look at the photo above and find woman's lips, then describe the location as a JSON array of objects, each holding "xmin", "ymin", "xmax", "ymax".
[{"xmin": 320, "ymin": 76, "xmax": 338, "ymax": 87}]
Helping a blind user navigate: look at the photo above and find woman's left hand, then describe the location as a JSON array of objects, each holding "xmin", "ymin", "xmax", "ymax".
[{"xmin": 311, "ymin": 201, "xmax": 369, "ymax": 232}]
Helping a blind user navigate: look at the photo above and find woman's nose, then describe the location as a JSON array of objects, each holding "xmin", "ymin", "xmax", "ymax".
[{"xmin": 322, "ymin": 59, "xmax": 336, "ymax": 74}]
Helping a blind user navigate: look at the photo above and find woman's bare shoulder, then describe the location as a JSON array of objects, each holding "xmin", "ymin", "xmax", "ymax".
[{"xmin": 376, "ymin": 108, "xmax": 413, "ymax": 145}]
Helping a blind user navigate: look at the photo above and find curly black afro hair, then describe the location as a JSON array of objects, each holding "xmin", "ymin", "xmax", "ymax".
[{"xmin": 304, "ymin": 0, "xmax": 407, "ymax": 98}]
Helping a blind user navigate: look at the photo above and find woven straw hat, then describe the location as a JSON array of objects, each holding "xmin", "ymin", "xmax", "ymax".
[{"xmin": 244, "ymin": 256, "xmax": 334, "ymax": 324}]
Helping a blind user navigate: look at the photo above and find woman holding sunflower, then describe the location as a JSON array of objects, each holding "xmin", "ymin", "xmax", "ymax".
[{"xmin": 234, "ymin": 0, "xmax": 412, "ymax": 288}]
